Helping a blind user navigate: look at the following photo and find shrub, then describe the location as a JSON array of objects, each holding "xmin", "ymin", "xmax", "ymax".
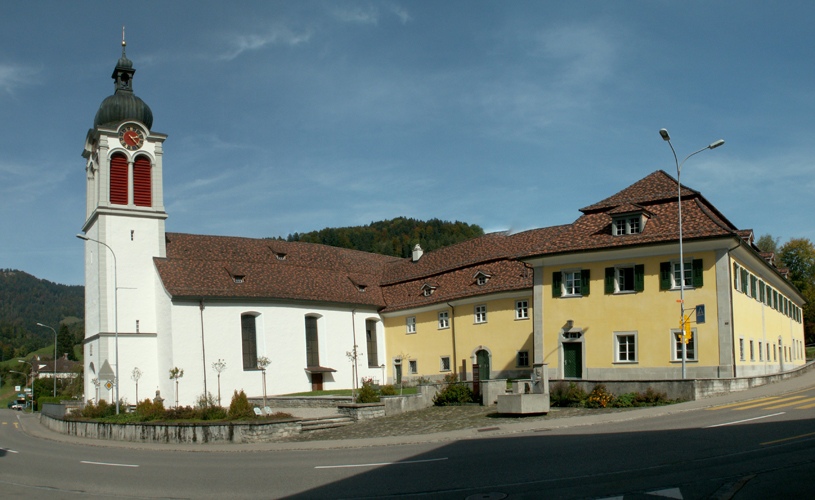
[
  {"xmin": 194, "ymin": 392, "xmax": 227, "ymax": 420},
  {"xmin": 636, "ymin": 388, "xmax": 668, "ymax": 405},
  {"xmin": 227, "ymin": 390, "xmax": 255, "ymax": 420},
  {"xmin": 585, "ymin": 384, "xmax": 614, "ymax": 408},
  {"xmin": 379, "ymin": 384, "xmax": 398, "ymax": 396},
  {"xmin": 442, "ymin": 373, "xmax": 460, "ymax": 384},
  {"xmin": 550, "ymin": 382, "xmax": 589, "ymax": 407},
  {"xmin": 135, "ymin": 399, "xmax": 165, "ymax": 420},
  {"xmin": 356, "ymin": 379, "xmax": 380, "ymax": 403},
  {"xmin": 612, "ymin": 392, "xmax": 638, "ymax": 408},
  {"xmin": 433, "ymin": 383, "xmax": 473, "ymax": 406},
  {"xmin": 165, "ymin": 406, "xmax": 197, "ymax": 420},
  {"xmin": 81, "ymin": 399, "xmax": 117, "ymax": 418}
]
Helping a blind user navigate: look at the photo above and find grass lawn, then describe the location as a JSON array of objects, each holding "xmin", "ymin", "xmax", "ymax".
[
  {"xmin": 280, "ymin": 387, "xmax": 417, "ymax": 397},
  {"xmin": 807, "ymin": 346, "xmax": 815, "ymax": 360}
]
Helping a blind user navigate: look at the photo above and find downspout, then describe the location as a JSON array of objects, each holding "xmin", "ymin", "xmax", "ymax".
[
  {"xmin": 351, "ymin": 308, "xmax": 358, "ymax": 398},
  {"xmin": 199, "ymin": 299, "xmax": 208, "ymax": 400},
  {"xmin": 447, "ymin": 302, "xmax": 457, "ymax": 377}
]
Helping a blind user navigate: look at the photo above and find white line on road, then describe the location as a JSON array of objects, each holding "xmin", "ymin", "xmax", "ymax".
[
  {"xmin": 316, "ymin": 457, "xmax": 448, "ymax": 469},
  {"xmin": 0, "ymin": 448, "xmax": 19, "ymax": 454},
  {"xmin": 703, "ymin": 412, "xmax": 785, "ymax": 428},
  {"xmin": 80, "ymin": 461, "xmax": 139, "ymax": 468}
]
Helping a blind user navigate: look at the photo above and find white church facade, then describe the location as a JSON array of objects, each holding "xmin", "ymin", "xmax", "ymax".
[{"xmin": 81, "ymin": 45, "xmax": 391, "ymax": 406}]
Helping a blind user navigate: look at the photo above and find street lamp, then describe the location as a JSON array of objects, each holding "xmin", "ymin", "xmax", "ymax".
[
  {"xmin": 76, "ymin": 233, "xmax": 120, "ymax": 414},
  {"xmin": 15, "ymin": 360, "xmax": 33, "ymax": 411},
  {"xmin": 659, "ymin": 128, "xmax": 725, "ymax": 379},
  {"xmin": 36, "ymin": 322, "xmax": 58, "ymax": 397}
]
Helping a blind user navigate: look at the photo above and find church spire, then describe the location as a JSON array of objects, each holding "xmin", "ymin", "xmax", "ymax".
[{"xmin": 113, "ymin": 26, "xmax": 135, "ymax": 93}]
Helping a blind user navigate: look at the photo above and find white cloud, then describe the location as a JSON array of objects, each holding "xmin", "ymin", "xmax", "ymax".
[
  {"xmin": 332, "ymin": 4, "xmax": 380, "ymax": 25},
  {"xmin": 0, "ymin": 63, "xmax": 40, "ymax": 94},
  {"xmin": 389, "ymin": 4, "xmax": 412, "ymax": 24},
  {"xmin": 218, "ymin": 25, "xmax": 313, "ymax": 61}
]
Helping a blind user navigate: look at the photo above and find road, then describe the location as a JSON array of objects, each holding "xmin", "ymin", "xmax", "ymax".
[{"xmin": 2, "ymin": 383, "xmax": 815, "ymax": 499}]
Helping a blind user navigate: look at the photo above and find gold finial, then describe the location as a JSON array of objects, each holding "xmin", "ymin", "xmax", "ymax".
[{"xmin": 122, "ymin": 26, "xmax": 126, "ymax": 47}]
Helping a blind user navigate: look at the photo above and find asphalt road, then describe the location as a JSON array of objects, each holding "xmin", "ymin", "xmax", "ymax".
[{"xmin": 2, "ymin": 379, "xmax": 815, "ymax": 500}]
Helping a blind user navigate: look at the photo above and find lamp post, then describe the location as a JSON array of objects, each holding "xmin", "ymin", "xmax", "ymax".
[
  {"xmin": 15, "ymin": 359, "xmax": 33, "ymax": 411},
  {"xmin": 36, "ymin": 322, "xmax": 58, "ymax": 397},
  {"xmin": 659, "ymin": 128, "xmax": 725, "ymax": 379},
  {"xmin": 9, "ymin": 370, "xmax": 27, "ymax": 409},
  {"xmin": 77, "ymin": 233, "xmax": 120, "ymax": 414}
]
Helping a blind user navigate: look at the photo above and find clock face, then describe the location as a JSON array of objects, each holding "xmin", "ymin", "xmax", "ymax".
[{"xmin": 118, "ymin": 125, "xmax": 145, "ymax": 151}]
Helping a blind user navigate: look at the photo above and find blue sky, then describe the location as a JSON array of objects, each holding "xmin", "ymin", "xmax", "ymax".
[{"xmin": 2, "ymin": 2, "xmax": 814, "ymax": 287}]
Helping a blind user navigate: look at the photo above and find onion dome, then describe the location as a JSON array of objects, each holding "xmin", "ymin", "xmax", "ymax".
[{"xmin": 93, "ymin": 39, "xmax": 153, "ymax": 130}]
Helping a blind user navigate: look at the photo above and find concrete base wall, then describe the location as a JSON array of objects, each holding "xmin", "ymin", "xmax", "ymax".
[
  {"xmin": 39, "ymin": 414, "xmax": 301, "ymax": 444},
  {"xmin": 251, "ymin": 396, "xmax": 351, "ymax": 408},
  {"xmin": 481, "ymin": 379, "xmax": 508, "ymax": 406},
  {"xmin": 497, "ymin": 393, "xmax": 550, "ymax": 415},
  {"xmin": 337, "ymin": 403, "xmax": 386, "ymax": 421}
]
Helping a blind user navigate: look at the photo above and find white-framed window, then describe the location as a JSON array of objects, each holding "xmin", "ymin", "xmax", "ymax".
[
  {"xmin": 773, "ymin": 343, "xmax": 777, "ymax": 362},
  {"xmin": 671, "ymin": 260, "xmax": 693, "ymax": 289},
  {"xmin": 739, "ymin": 338, "xmax": 745, "ymax": 361},
  {"xmin": 438, "ymin": 311, "xmax": 450, "ymax": 329},
  {"xmin": 564, "ymin": 271, "xmax": 582, "ymax": 296},
  {"xmin": 671, "ymin": 329, "xmax": 697, "ymax": 361},
  {"xmin": 406, "ymin": 316, "xmax": 416, "ymax": 334},
  {"xmin": 440, "ymin": 356, "xmax": 451, "ymax": 372},
  {"xmin": 759, "ymin": 341, "xmax": 763, "ymax": 361},
  {"xmin": 750, "ymin": 340, "xmax": 755, "ymax": 361},
  {"xmin": 515, "ymin": 300, "xmax": 529, "ymax": 319},
  {"xmin": 408, "ymin": 359, "xmax": 418, "ymax": 374},
  {"xmin": 613, "ymin": 216, "xmax": 642, "ymax": 235},
  {"xmin": 517, "ymin": 350, "xmax": 530, "ymax": 367},
  {"xmin": 616, "ymin": 265, "xmax": 635, "ymax": 293},
  {"xmin": 615, "ymin": 332, "xmax": 637, "ymax": 363},
  {"xmin": 767, "ymin": 343, "xmax": 771, "ymax": 361},
  {"xmin": 474, "ymin": 305, "xmax": 487, "ymax": 324},
  {"xmin": 476, "ymin": 274, "xmax": 489, "ymax": 286}
]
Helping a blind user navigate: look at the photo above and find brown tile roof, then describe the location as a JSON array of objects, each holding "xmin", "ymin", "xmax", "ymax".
[
  {"xmin": 155, "ymin": 233, "xmax": 401, "ymax": 306},
  {"xmin": 33, "ymin": 355, "xmax": 80, "ymax": 375},
  {"xmin": 580, "ymin": 170, "xmax": 696, "ymax": 213}
]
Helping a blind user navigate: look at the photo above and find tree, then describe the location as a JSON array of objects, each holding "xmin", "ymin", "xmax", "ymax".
[
  {"xmin": 56, "ymin": 323, "xmax": 75, "ymax": 361},
  {"xmin": 169, "ymin": 367, "xmax": 184, "ymax": 408},
  {"xmin": 756, "ymin": 233, "xmax": 781, "ymax": 254},
  {"xmin": 778, "ymin": 238, "xmax": 815, "ymax": 292}
]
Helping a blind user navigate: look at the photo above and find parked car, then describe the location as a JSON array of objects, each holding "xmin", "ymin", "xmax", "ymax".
[{"xmin": 10, "ymin": 403, "xmax": 23, "ymax": 411}]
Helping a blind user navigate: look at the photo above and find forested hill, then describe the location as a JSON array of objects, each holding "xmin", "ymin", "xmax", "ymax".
[
  {"xmin": 281, "ymin": 217, "xmax": 485, "ymax": 258},
  {"xmin": 0, "ymin": 269, "xmax": 84, "ymax": 358}
]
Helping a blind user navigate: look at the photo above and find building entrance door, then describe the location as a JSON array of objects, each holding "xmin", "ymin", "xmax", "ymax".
[
  {"xmin": 311, "ymin": 373, "xmax": 323, "ymax": 391},
  {"xmin": 476, "ymin": 350, "xmax": 490, "ymax": 381},
  {"xmin": 563, "ymin": 342, "xmax": 582, "ymax": 378},
  {"xmin": 394, "ymin": 363, "xmax": 402, "ymax": 385}
]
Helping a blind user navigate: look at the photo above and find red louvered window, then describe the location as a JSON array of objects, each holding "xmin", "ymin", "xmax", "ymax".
[
  {"xmin": 109, "ymin": 154, "xmax": 128, "ymax": 205},
  {"xmin": 133, "ymin": 156, "xmax": 152, "ymax": 207}
]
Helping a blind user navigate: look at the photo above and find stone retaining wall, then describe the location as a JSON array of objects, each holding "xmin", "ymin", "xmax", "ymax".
[
  {"xmin": 250, "ymin": 396, "xmax": 352, "ymax": 408},
  {"xmin": 39, "ymin": 413, "xmax": 301, "ymax": 444},
  {"xmin": 337, "ymin": 403, "xmax": 385, "ymax": 421}
]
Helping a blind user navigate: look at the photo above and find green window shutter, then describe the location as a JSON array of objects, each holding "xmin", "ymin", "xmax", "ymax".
[
  {"xmin": 759, "ymin": 281, "xmax": 765, "ymax": 303},
  {"xmin": 660, "ymin": 262, "xmax": 672, "ymax": 290},
  {"xmin": 750, "ymin": 275, "xmax": 757, "ymax": 299},
  {"xmin": 552, "ymin": 271, "xmax": 562, "ymax": 298},
  {"xmin": 581, "ymin": 269, "xmax": 590, "ymax": 296},
  {"xmin": 692, "ymin": 259, "xmax": 704, "ymax": 288},
  {"xmin": 605, "ymin": 267, "xmax": 615, "ymax": 294},
  {"xmin": 634, "ymin": 264, "xmax": 645, "ymax": 292},
  {"xmin": 733, "ymin": 263, "xmax": 739, "ymax": 289},
  {"xmin": 741, "ymin": 269, "xmax": 749, "ymax": 294}
]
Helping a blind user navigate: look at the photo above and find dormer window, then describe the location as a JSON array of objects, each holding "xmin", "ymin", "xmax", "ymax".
[
  {"xmin": 420, "ymin": 283, "xmax": 437, "ymax": 297},
  {"xmin": 275, "ymin": 253, "xmax": 286, "ymax": 261},
  {"xmin": 357, "ymin": 285, "xmax": 366, "ymax": 292},
  {"xmin": 233, "ymin": 275, "xmax": 245, "ymax": 284},
  {"xmin": 474, "ymin": 271, "xmax": 491, "ymax": 286},
  {"xmin": 613, "ymin": 215, "xmax": 643, "ymax": 235},
  {"xmin": 225, "ymin": 266, "xmax": 246, "ymax": 284}
]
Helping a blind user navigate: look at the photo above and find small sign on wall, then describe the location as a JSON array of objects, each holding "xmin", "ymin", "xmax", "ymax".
[{"xmin": 696, "ymin": 305, "xmax": 706, "ymax": 324}]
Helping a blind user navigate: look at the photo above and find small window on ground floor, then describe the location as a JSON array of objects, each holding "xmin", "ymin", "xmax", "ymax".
[
  {"xmin": 409, "ymin": 359, "xmax": 418, "ymax": 374},
  {"xmin": 517, "ymin": 350, "xmax": 530, "ymax": 367},
  {"xmin": 615, "ymin": 332, "xmax": 637, "ymax": 363},
  {"xmin": 440, "ymin": 356, "xmax": 451, "ymax": 372},
  {"xmin": 672, "ymin": 329, "xmax": 697, "ymax": 361}
]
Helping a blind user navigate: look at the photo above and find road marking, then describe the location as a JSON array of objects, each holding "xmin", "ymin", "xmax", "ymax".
[
  {"xmin": 80, "ymin": 461, "xmax": 139, "ymax": 468},
  {"xmin": 761, "ymin": 431, "xmax": 815, "ymax": 446},
  {"xmin": 796, "ymin": 401, "xmax": 815, "ymax": 409},
  {"xmin": 13, "ymin": 423, "xmax": 18, "ymax": 429},
  {"xmin": 734, "ymin": 395, "xmax": 805, "ymax": 410},
  {"xmin": 315, "ymin": 457, "xmax": 448, "ymax": 469},
  {"xmin": 763, "ymin": 396, "xmax": 815, "ymax": 409},
  {"xmin": 646, "ymin": 487, "xmax": 683, "ymax": 499},
  {"xmin": 704, "ymin": 412, "xmax": 785, "ymax": 428},
  {"xmin": 0, "ymin": 448, "xmax": 19, "ymax": 454},
  {"xmin": 705, "ymin": 396, "xmax": 784, "ymax": 410}
]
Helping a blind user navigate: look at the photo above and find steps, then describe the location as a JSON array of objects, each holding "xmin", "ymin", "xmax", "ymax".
[{"xmin": 300, "ymin": 415, "xmax": 355, "ymax": 432}]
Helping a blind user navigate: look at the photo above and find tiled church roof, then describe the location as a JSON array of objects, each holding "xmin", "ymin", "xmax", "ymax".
[{"xmin": 154, "ymin": 171, "xmax": 784, "ymax": 311}]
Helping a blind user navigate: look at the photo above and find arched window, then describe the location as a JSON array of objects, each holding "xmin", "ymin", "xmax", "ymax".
[
  {"xmin": 110, "ymin": 153, "xmax": 128, "ymax": 205},
  {"xmin": 305, "ymin": 316, "xmax": 320, "ymax": 367},
  {"xmin": 241, "ymin": 314, "xmax": 258, "ymax": 370},
  {"xmin": 366, "ymin": 319, "xmax": 378, "ymax": 368},
  {"xmin": 133, "ymin": 155, "xmax": 151, "ymax": 207}
]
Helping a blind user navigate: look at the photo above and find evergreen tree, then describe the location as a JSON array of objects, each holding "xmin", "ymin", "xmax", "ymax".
[{"xmin": 57, "ymin": 323, "xmax": 76, "ymax": 361}]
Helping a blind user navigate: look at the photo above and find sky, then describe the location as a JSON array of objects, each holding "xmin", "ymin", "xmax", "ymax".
[{"xmin": 1, "ymin": 2, "xmax": 814, "ymax": 287}]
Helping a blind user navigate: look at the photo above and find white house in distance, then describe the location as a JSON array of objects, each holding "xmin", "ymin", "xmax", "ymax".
[{"xmin": 81, "ymin": 45, "xmax": 392, "ymax": 406}]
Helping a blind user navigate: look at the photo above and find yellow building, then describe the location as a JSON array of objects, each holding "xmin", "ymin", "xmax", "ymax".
[{"xmin": 382, "ymin": 171, "xmax": 806, "ymax": 382}]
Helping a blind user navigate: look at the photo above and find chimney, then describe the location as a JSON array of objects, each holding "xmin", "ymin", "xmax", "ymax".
[{"xmin": 412, "ymin": 244, "xmax": 423, "ymax": 262}]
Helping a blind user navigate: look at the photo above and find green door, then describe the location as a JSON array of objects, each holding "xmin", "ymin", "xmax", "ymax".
[
  {"xmin": 476, "ymin": 350, "xmax": 490, "ymax": 381},
  {"xmin": 394, "ymin": 363, "xmax": 402, "ymax": 385},
  {"xmin": 563, "ymin": 343, "xmax": 582, "ymax": 378}
]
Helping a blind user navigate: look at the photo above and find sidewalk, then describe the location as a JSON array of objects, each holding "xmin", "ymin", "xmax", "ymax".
[{"xmin": 15, "ymin": 368, "xmax": 815, "ymax": 452}]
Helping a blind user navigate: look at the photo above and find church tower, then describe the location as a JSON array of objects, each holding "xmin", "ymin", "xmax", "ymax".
[{"xmin": 80, "ymin": 38, "xmax": 167, "ymax": 404}]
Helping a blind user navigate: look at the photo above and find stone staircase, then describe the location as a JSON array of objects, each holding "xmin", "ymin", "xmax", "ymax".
[{"xmin": 300, "ymin": 415, "xmax": 355, "ymax": 432}]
